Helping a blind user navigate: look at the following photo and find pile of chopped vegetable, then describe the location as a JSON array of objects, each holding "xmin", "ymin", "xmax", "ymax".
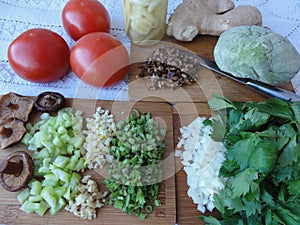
[
  {"xmin": 65, "ymin": 175, "xmax": 107, "ymax": 220},
  {"xmin": 175, "ymin": 117, "xmax": 227, "ymax": 213},
  {"xmin": 19, "ymin": 108, "xmax": 100, "ymax": 217},
  {"xmin": 105, "ymin": 110, "xmax": 166, "ymax": 219},
  {"xmin": 83, "ymin": 106, "xmax": 116, "ymax": 169},
  {"xmin": 200, "ymin": 95, "xmax": 300, "ymax": 225}
]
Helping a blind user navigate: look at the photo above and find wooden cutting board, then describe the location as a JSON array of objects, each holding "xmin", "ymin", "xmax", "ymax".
[
  {"xmin": 128, "ymin": 35, "xmax": 294, "ymax": 103},
  {"xmin": 0, "ymin": 99, "xmax": 176, "ymax": 225}
]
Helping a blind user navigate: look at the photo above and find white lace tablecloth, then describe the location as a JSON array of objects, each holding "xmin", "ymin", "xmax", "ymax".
[{"xmin": 0, "ymin": 0, "xmax": 300, "ymax": 100}]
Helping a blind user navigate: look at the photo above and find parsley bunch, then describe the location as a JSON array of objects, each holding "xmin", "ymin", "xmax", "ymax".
[{"xmin": 202, "ymin": 95, "xmax": 300, "ymax": 225}]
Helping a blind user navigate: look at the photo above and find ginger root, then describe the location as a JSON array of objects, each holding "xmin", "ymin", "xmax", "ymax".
[{"xmin": 166, "ymin": 0, "xmax": 262, "ymax": 42}]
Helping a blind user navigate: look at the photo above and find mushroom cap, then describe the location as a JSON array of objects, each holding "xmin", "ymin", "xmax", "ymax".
[
  {"xmin": 0, "ymin": 151, "xmax": 34, "ymax": 192},
  {"xmin": 0, "ymin": 92, "xmax": 34, "ymax": 123},
  {"xmin": 0, "ymin": 118, "xmax": 26, "ymax": 149},
  {"xmin": 34, "ymin": 91, "xmax": 66, "ymax": 112}
]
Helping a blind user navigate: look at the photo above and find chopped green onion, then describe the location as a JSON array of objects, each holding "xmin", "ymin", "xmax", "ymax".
[{"xmin": 105, "ymin": 109, "xmax": 165, "ymax": 219}]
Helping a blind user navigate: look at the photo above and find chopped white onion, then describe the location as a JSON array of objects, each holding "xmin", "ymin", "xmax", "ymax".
[{"xmin": 176, "ymin": 117, "xmax": 227, "ymax": 213}]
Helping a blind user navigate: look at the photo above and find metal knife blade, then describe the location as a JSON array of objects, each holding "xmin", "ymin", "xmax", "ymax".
[{"xmin": 195, "ymin": 54, "xmax": 300, "ymax": 102}]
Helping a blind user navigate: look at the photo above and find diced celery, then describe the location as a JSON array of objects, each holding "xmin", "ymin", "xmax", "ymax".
[
  {"xmin": 21, "ymin": 107, "xmax": 86, "ymax": 217},
  {"xmin": 43, "ymin": 158, "xmax": 52, "ymax": 166},
  {"xmin": 75, "ymin": 135, "xmax": 84, "ymax": 148},
  {"xmin": 60, "ymin": 133, "xmax": 71, "ymax": 143},
  {"xmin": 38, "ymin": 167, "xmax": 49, "ymax": 176},
  {"xmin": 53, "ymin": 146, "xmax": 67, "ymax": 156},
  {"xmin": 54, "ymin": 115, "xmax": 65, "ymax": 129},
  {"xmin": 53, "ymin": 156, "xmax": 70, "ymax": 168},
  {"xmin": 28, "ymin": 195, "xmax": 42, "ymax": 202},
  {"xmin": 53, "ymin": 136, "xmax": 63, "ymax": 147},
  {"xmin": 34, "ymin": 200, "xmax": 49, "ymax": 216},
  {"xmin": 17, "ymin": 188, "xmax": 30, "ymax": 204},
  {"xmin": 63, "ymin": 186, "xmax": 71, "ymax": 201},
  {"xmin": 70, "ymin": 185, "xmax": 80, "ymax": 199},
  {"xmin": 73, "ymin": 123, "xmax": 82, "ymax": 133},
  {"xmin": 33, "ymin": 160, "xmax": 42, "ymax": 175},
  {"xmin": 20, "ymin": 200, "xmax": 35, "ymax": 214},
  {"xmin": 34, "ymin": 147, "xmax": 50, "ymax": 159},
  {"xmin": 57, "ymin": 126, "xmax": 68, "ymax": 135},
  {"xmin": 38, "ymin": 158, "xmax": 51, "ymax": 174},
  {"xmin": 42, "ymin": 140, "xmax": 56, "ymax": 153},
  {"xmin": 44, "ymin": 172, "xmax": 58, "ymax": 181},
  {"xmin": 66, "ymin": 154, "xmax": 80, "ymax": 170},
  {"xmin": 30, "ymin": 180, "xmax": 42, "ymax": 196},
  {"xmin": 54, "ymin": 186, "xmax": 66, "ymax": 197},
  {"xmin": 74, "ymin": 149, "xmax": 81, "ymax": 157},
  {"xmin": 42, "ymin": 173, "xmax": 59, "ymax": 186},
  {"xmin": 28, "ymin": 130, "xmax": 48, "ymax": 149},
  {"xmin": 32, "ymin": 119, "xmax": 47, "ymax": 132},
  {"xmin": 25, "ymin": 122, "xmax": 33, "ymax": 131},
  {"xmin": 21, "ymin": 133, "xmax": 33, "ymax": 145},
  {"xmin": 40, "ymin": 112, "xmax": 50, "ymax": 121},
  {"xmin": 75, "ymin": 157, "xmax": 86, "ymax": 171},
  {"xmin": 50, "ymin": 165, "xmax": 71, "ymax": 183},
  {"xmin": 66, "ymin": 144, "xmax": 74, "ymax": 154},
  {"xmin": 39, "ymin": 117, "xmax": 56, "ymax": 131},
  {"xmin": 49, "ymin": 197, "xmax": 66, "ymax": 215},
  {"xmin": 27, "ymin": 178, "xmax": 37, "ymax": 188},
  {"xmin": 47, "ymin": 125, "xmax": 56, "ymax": 135},
  {"xmin": 41, "ymin": 186, "xmax": 58, "ymax": 208},
  {"xmin": 70, "ymin": 172, "xmax": 81, "ymax": 187},
  {"xmin": 75, "ymin": 110, "xmax": 83, "ymax": 117},
  {"xmin": 42, "ymin": 179, "xmax": 58, "ymax": 187},
  {"xmin": 63, "ymin": 118, "xmax": 73, "ymax": 128}
]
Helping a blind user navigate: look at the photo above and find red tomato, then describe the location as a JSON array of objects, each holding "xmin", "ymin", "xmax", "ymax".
[
  {"xmin": 8, "ymin": 28, "xmax": 70, "ymax": 83},
  {"xmin": 62, "ymin": 0, "xmax": 111, "ymax": 41},
  {"xmin": 70, "ymin": 32, "xmax": 129, "ymax": 87}
]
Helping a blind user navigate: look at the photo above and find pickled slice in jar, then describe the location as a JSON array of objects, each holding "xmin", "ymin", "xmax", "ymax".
[{"xmin": 123, "ymin": 0, "xmax": 168, "ymax": 45}]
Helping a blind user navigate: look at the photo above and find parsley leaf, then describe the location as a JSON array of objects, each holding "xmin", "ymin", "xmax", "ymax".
[
  {"xmin": 256, "ymin": 98, "xmax": 294, "ymax": 120},
  {"xmin": 231, "ymin": 168, "xmax": 259, "ymax": 198},
  {"xmin": 226, "ymin": 137, "xmax": 257, "ymax": 170},
  {"xmin": 248, "ymin": 139, "xmax": 277, "ymax": 173},
  {"xmin": 208, "ymin": 94, "xmax": 236, "ymax": 111},
  {"xmin": 277, "ymin": 135, "xmax": 299, "ymax": 167}
]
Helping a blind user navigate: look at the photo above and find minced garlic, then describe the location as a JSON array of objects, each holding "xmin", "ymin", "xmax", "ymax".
[{"xmin": 83, "ymin": 107, "xmax": 116, "ymax": 169}]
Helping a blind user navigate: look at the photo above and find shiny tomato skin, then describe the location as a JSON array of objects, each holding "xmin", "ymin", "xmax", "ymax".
[
  {"xmin": 8, "ymin": 28, "xmax": 70, "ymax": 83},
  {"xmin": 62, "ymin": 0, "xmax": 111, "ymax": 41},
  {"xmin": 70, "ymin": 32, "xmax": 129, "ymax": 87}
]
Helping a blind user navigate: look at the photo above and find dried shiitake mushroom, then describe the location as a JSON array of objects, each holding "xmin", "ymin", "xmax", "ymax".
[
  {"xmin": 0, "ymin": 92, "xmax": 34, "ymax": 150},
  {"xmin": 0, "ymin": 151, "xmax": 34, "ymax": 192},
  {"xmin": 34, "ymin": 91, "xmax": 66, "ymax": 112},
  {"xmin": 0, "ymin": 92, "xmax": 34, "ymax": 123},
  {"xmin": 0, "ymin": 119, "xmax": 26, "ymax": 149}
]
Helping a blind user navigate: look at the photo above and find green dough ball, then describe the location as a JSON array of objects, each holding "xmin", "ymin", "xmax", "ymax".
[{"xmin": 214, "ymin": 26, "xmax": 300, "ymax": 85}]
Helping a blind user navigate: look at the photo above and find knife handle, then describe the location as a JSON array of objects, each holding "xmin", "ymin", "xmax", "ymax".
[{"xmin": 246, "ymin": 81, "xmax": 300, "ymax": 102}]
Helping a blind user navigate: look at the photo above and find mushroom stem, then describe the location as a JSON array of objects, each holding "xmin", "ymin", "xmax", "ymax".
[{"xmin": 0, "ymin": 160, "xmax": 23, "ymax": 176}]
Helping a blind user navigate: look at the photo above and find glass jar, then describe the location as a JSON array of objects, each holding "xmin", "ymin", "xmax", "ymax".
[{"xmin": 123, "ymin": 0, "xmax": 168, "ymax": 46}]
